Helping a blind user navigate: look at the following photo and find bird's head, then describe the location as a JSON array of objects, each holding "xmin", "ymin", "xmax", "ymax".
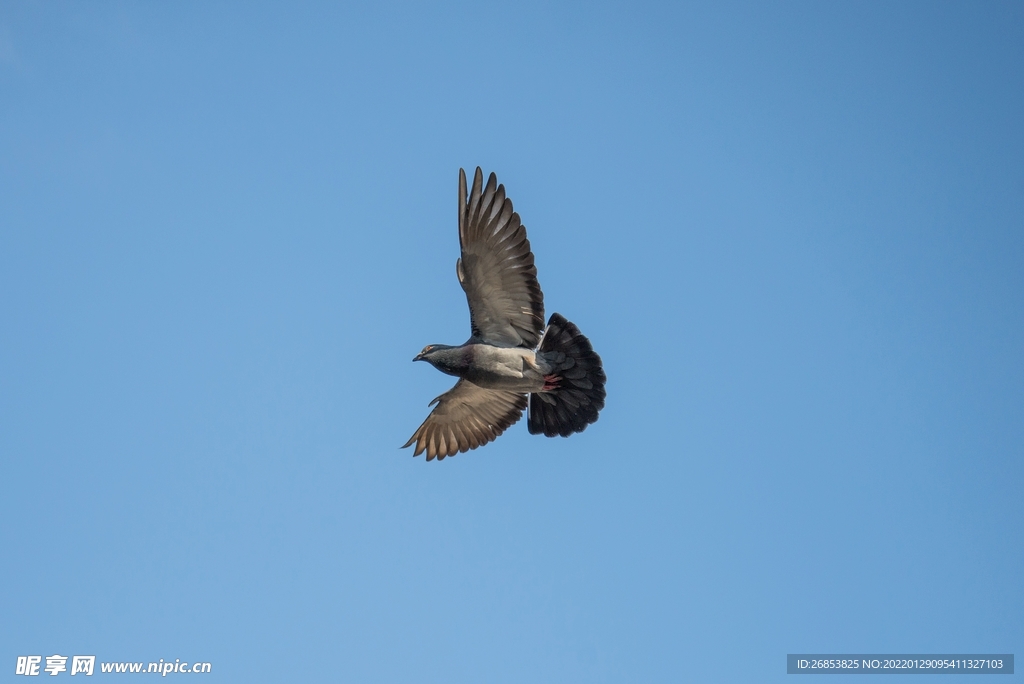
[{"xmin": 413, "ymin": 344, "xmax": 451, "ymax": 362}]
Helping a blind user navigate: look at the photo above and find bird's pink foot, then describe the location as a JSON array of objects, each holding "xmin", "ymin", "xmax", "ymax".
[{"xmin": 542, "ymin": 374, "xmax": 561, "ymax": 391}]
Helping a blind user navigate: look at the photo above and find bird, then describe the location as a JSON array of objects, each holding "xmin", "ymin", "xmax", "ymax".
[{"xmin": 403, "ymin": 167, "xmax": 606, "ymax": 461}]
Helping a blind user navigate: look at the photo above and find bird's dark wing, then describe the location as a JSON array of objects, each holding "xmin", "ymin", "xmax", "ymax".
[
  {"xmin": 402, "ymin": 379, "xmax": 527, "ymax": 461},
  {"xmin": 456, "ymin": 167, "xmax": 545, "ymax": 348}
]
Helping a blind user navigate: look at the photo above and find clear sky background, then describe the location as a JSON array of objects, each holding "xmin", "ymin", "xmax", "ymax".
[{"xmin": 1, "ymin": 2, "xmax": 1022, "ymax": 682}]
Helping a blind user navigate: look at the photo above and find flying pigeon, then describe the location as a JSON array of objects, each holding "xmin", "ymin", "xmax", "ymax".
[{"xmin": 403, "ymin": 167, "xmax": 606, "ymax": 460}]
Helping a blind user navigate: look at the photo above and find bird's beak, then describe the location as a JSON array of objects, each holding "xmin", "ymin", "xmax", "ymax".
[{"xmin": 413, "ymin": 352, "xmax": 425, "ymax": 362}]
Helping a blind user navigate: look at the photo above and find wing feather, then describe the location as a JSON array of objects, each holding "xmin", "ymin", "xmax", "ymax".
[
  {"xmin": 457, "ymin": 167, "xmax": 545, "ymax": 348},
  {"xmin": 402, "ymin": 379, "xmax": 527, "ymax": 461}
]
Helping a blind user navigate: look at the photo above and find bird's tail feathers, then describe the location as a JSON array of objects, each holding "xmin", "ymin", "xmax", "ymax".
[{"xmin": 528, "ymin": 313, "xmax": 606, "ymax": 437}]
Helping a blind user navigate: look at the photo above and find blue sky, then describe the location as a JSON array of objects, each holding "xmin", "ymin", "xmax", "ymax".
[{"xmin": 1, "ymin": 2, "xmax": 1021, "ymax": 681}]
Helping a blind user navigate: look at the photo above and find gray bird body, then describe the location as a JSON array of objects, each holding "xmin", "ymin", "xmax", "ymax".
[
  {"xmin": 416, "ymin": 344, "xmax": 552, "ymax": 394},
  {"xmin": 404, "ymin": 168, "xmax": 606, "ymax": 461}
]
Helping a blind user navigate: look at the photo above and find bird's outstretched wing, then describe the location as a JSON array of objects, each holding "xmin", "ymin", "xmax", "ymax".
[
  {"xmin": 402, "ymin": 379, "xmax": 527, "ymax": 460},
  {"xmin": 457, "ymin": 167, "xmax": 545, "ymax": 348}
]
